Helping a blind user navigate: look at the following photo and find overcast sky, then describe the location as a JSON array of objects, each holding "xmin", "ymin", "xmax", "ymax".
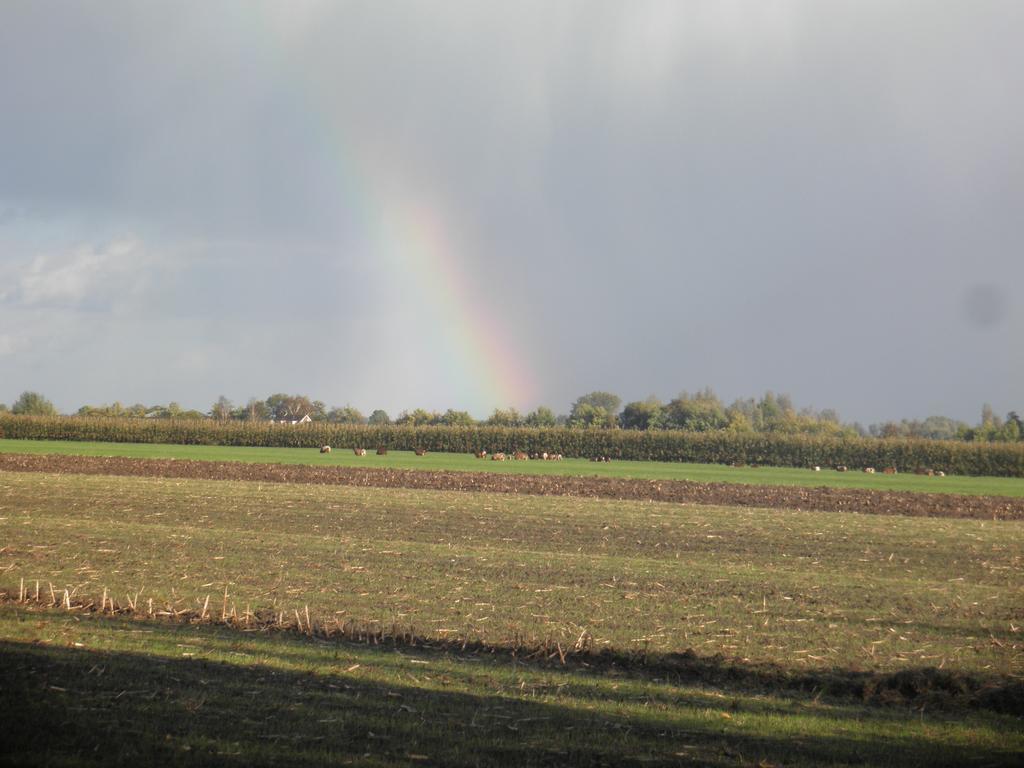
[{"xmin": 1, "ymin": 1, "xmax": 1021, "ymax": 423}]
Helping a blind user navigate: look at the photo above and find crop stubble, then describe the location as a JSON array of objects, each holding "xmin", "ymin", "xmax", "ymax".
[{"xmin": 1, "ymin": 452, "xmax": 1021, "ymax": 520}]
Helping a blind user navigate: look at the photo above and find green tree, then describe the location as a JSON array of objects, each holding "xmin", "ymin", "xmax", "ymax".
[
  {"xmin": 327, "ymin": 406, "xmax": 366, "ymax": 424},
  {"xmin": 125, "ymin": 403, "xmax": 148, "ymax": 418},
  {"xmin": 12, "ymin": 391, "xmax": 57, "ymax": 416},
  {"xmin": 440, "ymin": 409, "xmax": 476, "ymax": 427},
  {"xmin": 487, "ymin": 407, "xmax": 522, "ymax": 427},
  {"xmin": 567, "ymin": 403, "xmax": 617, "ymax": 429},
  {"xmin": 1007, "ymin": 411, "xmax": 1023, "ymax": 441},
  {"xmin": 235, "ymin": 398, "xmax": 270, "ymax": 421},
  {"xmin": 1000, "ymin": 418, "xmax": 1021, "ymax": 442},
  {"xmin": 210, "ymin": 396, "xmax": 233, "ymax": 421},
  {"xmin": 664, "ymin": 390, "xmax": 727, "ymax": 431},
  {"xmin": 396, "ymin": 408, "xmax": 437, "ymax": 426},
  {"xmin": 570, "ymin": 391, "xmax": 621, "ymax": 419},
  {"xmin": 619, "ymin": 398, "xmax": 664, "ymax": 430},
  {"xmin": 265, "ymin": 394, "xmax": 316, "ymax": 422},
  {"xmin": 523, "ymin": 406, "xmax": 557, "ymax": 428},
  {"xmin": 367, "ymin": 409, "xmax": 391, "ymax": 425}
]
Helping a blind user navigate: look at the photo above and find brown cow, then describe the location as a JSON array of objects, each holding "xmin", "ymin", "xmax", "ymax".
[
  {"xmin": 882, "ymin": 467, "xmax": 897, "ymax": 475},
  {"xmin": 474, "ymin": 450, "xmax": 487, "ymax": 459},
  {"xmin": 353, "ymin": 447, "xmax": 367, "ymax": 456},
  {"xmin": 414, "ymin": 448, "xmax": 428, "ymax": 456},
  {"xmin": 320, "ymin": 445, "xmax": 331, "ymax": 454},
  {"xmin": 377, "ymin": 447, "xmax": 388, "ymax": 455},
  {"xmin": 492, "ymin": 452, "xmax": 506, "ymax": 461},
  {"xmin": 513, "ymin": 451, "xmax": 529, "ymax": 460}
]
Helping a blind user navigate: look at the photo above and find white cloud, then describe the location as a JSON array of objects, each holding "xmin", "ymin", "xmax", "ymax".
[{"xmin": 1, "ymin": 237, "xmax": 156, "ymax": 309}]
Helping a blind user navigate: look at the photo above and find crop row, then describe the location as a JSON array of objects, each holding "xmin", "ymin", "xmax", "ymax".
[{"xmin": 2, "ymin": 415, "xmax": 1023, "ymax": 477}]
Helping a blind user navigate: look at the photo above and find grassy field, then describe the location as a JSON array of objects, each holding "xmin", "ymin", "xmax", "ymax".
[
  {"xmin": 2, "ymin": 469, "xmax": 1022, "ymax": 765},
  {"xmin": 3, "ymin": 437, "xmax": 1023, "ymax": 497},
  {"xmin": 3, "ymin": 607, "xmax": 1021, "ymax": 767}
]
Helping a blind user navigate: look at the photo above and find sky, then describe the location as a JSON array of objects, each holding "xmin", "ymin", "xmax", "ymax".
[{"xmin": 1, "ymin": 1, "xmax": 1021, "ymax": 424}]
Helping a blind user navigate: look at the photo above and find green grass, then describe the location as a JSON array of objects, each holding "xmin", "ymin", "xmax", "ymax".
[
  {"xmin": 2, "ymin": 469, "xmax": 1022, "ymax": 765},
  {"xmin": 3, "ymin": 437, "xmax": 1023, "ymax": 497},
  {"xmin": 3, "ymin": 606, "xmax": 1021, "ymax": 767}
]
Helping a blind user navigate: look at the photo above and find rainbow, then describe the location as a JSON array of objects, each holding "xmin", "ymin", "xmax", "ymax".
[
  {"xmin": 360, "ymin": 169, "xmax": 539, "ymax": 414},
  {"xmin": 255, "ymin": 13, "xmax": 539, "ymax": 416}
]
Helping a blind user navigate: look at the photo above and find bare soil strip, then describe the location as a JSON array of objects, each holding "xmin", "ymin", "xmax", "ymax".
[{"xmin": 2, "ymin": 452, "xmax": 1021, "ymax": 520}]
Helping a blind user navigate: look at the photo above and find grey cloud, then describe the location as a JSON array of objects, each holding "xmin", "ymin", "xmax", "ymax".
[{"xmin": 0, "ymin": 1, "xmax": 1021, "ymax": 420}]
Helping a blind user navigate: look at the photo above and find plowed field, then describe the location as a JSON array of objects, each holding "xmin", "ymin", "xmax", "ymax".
[{"xmin": 2, "ymin": 452, "xmax": 1020, "ymax": 520}]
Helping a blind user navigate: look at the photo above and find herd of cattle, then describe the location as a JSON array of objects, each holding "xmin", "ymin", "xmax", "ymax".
[
  {"xmin": 318, "ymin": 446, "xmax": 569, "ymax": 461},
  {"xmin": 812, "ymin": 465, "xmax": 945, "ymax": 476},
  {"xmin": 318, "ymin": 446, "xmax": 946, "ymax": 476}
]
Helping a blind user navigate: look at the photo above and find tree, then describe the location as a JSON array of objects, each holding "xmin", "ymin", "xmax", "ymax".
[
  {"xmin": 570, "ymin": 391, "xmax": 621, "ymax": 417},
  {"xmin": 125, "ymin": 403, "xmax": 148, "ymax": 418},
  {"xmin": 1007, "ymin": 411, "xmax": 1024, "ymax": 441},
  {"xmin": 327, "ymin": 406, "xmax": 366, "ymax": 424},
  {"xmin": 523, "ymin": 406, "xmax": 557, "ymax": 428},
  {"xmin": 236, "ymin": 398, "xmax": 270, "ymax": 421},
  {"xmin": 395, "ymin": 408, "xmax": 437, "ymax": 426},
  {"xmin": 440, "ymin": 409, "xmax": 476, "ymax": 427},
  {"xmin": 265, "ymin": 393, "xmax": 316, "ymax": 422},
  {"xmin": 664, "ymin": 390, "xmax": 727, "ymax": 431},
  {"xmin": 210, "ymin": 396, "xmax": 233, "ymax": 421},
  {"xmin": 567, "ymin": 403, "xmax": 617, "ymax": 429},
  {"xmin": 619, "ymin": 398, "xmax": 664, "ymax": 430},
  {"xmin": 367, "ymin": 409, "xmax": 391, "ymax": 425},
  {"xmin": 12, "ymin": 391, "xmax": 57, "ymax": 416},
  {"xmin": 487, "ymin": 407, "xmax": 522, "ymax": 427},
  {"xmin": 1000, "ymin": 418, "xmax": 1022, "ymax": 442}
]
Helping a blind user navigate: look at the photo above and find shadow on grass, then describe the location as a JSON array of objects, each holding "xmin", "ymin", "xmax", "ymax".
[{"xmin": 1, "ymin": 613, "xmax": 1020, "ymax": 767}]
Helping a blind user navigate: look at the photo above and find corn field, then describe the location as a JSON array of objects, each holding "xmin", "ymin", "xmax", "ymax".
[{"xmin": 2, "ymin": 415, "xmax": 1022, "ymax": 476}]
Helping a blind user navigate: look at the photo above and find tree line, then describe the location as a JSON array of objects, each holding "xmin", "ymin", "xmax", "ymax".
[{"xmin": 2, "ymin": 389, "xmax": 1021, "ymax": 443}]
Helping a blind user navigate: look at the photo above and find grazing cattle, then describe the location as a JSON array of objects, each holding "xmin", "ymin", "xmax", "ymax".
[
  {"xmin": 590, "ymin": 456, "xmax": 611, "ymax": 463},
  {"xmin": 546, "ymin": 453, "xmax": 563, "ymax": 461},
  {"xmin": 353, "ymin": 447, "xmax": 367, "ymax": 456},
  {"xmin": 813, "ymin": 466, "xmax": 821, "ymax": 472},
  {"xmin": 492, "ymin": 452, "xmax": 506, "ymax": 461},
  {"xmin": 936, "ymin": 470, "xmax": 946, "ymax": 477},
  {"xmin": 320, "ymin": 445, "xmax": 331, "ymax": 454},
  {"xmin": 882, "ymin": 467, "xmax": 897, "ymax": 475},
  {"xmin": 377, "ymin": 447, "xmax": 388, "ymax": 455},
  {"xmin": 474, "ymin": 450, "xmax": 487, "ymax": 459},
  {"xmin": 914, "ymin": 467, "xmax": 934, "ymax": 476},
  {"xmin": 835, "ymin": 465, "xmax": 848, "ymax": 472},
  {"xmin": 414, "ymin": 448, "xmax": 428, "ymax": 456},
  {"xmin": 513, "ymin": 451, "xmax": 529, "ymax": 461},
  {"xmin": 863, "ymin": 467, "xmax": 876, "ymax": 474}
]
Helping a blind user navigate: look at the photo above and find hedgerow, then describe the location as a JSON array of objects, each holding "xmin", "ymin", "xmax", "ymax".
[{"xmin": 1, "ymin": 415, "xmax": 1022, "ymax": 477}]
